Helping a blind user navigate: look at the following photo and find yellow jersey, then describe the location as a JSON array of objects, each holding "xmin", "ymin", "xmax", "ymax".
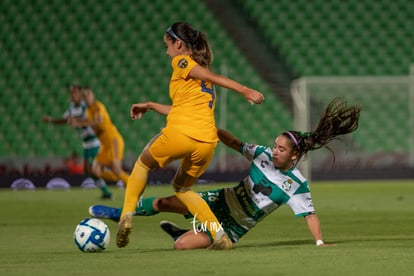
[
  {"xmin": 86, "ymin": 101, "xmax": 122, "ymax": 145},
  {"xmin": 166, "ymin": 55, "xmax": 218, "ymax": 142}
]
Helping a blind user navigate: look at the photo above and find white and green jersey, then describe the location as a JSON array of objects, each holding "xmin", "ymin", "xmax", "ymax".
[
  {"xmin": 201, "ymin": 143, "xmax": 315, "ymax": 242},
  {"xmin": 63, "ymin": 102, "xmax": 100, "ymax": 150}
]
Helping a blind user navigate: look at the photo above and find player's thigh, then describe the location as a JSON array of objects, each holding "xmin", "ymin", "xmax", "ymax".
[
  {"xmin": 95, "ymin": 144, "xmax": 110, "ymax": 166},
  {"xmin": 139, "ymin": 133, "xmax": 163, "ymax": 169},
  {"xmin": 148, "ymin": 128, "xmax": 193, "ymax": 167},
  {"xmin": 96, "ymin": 136, "xmax": 123, "ymax": 166},
  {"xmin": 180, "ymin": 141, "xmax": 217, "ymax": 178},
  {"xmin": 172, "ymin": 141, "xmax": 217, "ymax": 188},
  {"xmin": 111, "ymin": 135, "xmax": 124, "ymax": 161},
  {"xmin": 83, "ymin": 147, "xmax": 99, "ymax": 170}
]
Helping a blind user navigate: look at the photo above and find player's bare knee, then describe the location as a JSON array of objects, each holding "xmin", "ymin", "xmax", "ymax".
[{"xmin": 173, "ymin": 238, "xmax": 188, "ymax": 250}]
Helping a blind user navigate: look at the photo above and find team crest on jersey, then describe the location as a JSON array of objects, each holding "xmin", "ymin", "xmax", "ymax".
[
  {"xmin": 178, "ymin": 58, "xmax": 188, "ymax": 68},
  {"xmin": 282, "ymin": 179, "xmax": 293, "ymax": 191}
]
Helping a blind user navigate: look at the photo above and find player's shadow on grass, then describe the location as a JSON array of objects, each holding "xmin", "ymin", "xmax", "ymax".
[
  {"xmin": 238, "ymin": 237, "xmax": 413, "ymax": 248},
  {"xmin": 237, "ymin": 239, "xmax": 344, "ymax": 248}
]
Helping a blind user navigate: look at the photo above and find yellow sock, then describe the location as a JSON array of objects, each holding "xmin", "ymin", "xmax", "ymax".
[
  {"xmin": 174, "ymin": 190, "xmax": 223, "ymax": 240},
  {"xmin": 120, "ymin": 158, "xmax": 149, "ymax": 218},
  {"xmin": 100, "ymin": 169, "xmax": 129, "ymax": 186},
  {"xmin": 118, "ymin": 171, "xmax": 129, "ymax": 187},
  {"xmin": 100, "ymin": 170, "xmax": 119, "ymax": 182}
]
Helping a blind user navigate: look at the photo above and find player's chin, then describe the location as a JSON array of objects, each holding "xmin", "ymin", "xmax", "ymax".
[
  {"xmin": 272, "ymin": 158, "xmax": 280, "ymax": 167},
  {"xmin": 272, "ymin": 158, "xmax": 288, "ymax": 170}
]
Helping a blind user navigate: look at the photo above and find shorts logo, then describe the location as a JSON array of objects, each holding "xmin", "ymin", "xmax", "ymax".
[
  {"xmin": 178, "ymin": 58, "xmax": 188, "ymax": 68},
  {"xmin": 282, "ymin": 179, "xmax": 293, "ymax": 191}
]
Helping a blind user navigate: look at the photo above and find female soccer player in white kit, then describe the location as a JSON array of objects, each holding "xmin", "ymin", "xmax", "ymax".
[{"xmin": 90, "ymin": 98, "xmax": 360, "ymax": 249}]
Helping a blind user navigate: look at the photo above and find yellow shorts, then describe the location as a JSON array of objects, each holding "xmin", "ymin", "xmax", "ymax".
[
  {"xmin": 149, "ymin": 126, "xmax": 217, "ymax": 178},
  {"xmin": 95, "ymin": 133, "xmax": 125, "ymax": 166}
]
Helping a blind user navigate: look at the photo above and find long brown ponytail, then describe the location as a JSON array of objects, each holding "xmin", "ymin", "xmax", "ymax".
[
  {"xmin": 166, "ymin": 22, "xmax": 213, "ymax": 68},
  {"xmin": 283, "ymin": 98, "xmax": 361, "ymax": 162}
]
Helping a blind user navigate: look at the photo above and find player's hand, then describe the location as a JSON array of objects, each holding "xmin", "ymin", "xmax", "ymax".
[
  {"xmin": 130, "ymin": 103, "xmax": 150, "ymax": 120},
  {"xmin": 245, "ymin": 89, "xmax": 264, "ymax": 105},
  {"xmin": 42, "ymin": 115, "xmax": 52, "ymax": 122},
  {"xmin": 67, "ymin": 116, "xmax": 78, "ymax": 127}
]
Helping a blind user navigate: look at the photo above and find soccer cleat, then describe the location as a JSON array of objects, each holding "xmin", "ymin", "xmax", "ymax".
[
  {"xmin": 116, "ymin": 213, "xmax": 133, "ymax": 248},
  {"xmin": 100, "ymin": 193, "xmax": 113, "ymax": 200},
  {"xmin": 159, "ymin": 221, "xmax": 189, "ymax": 241},
  {"xmin": 89, "ymin": 205, "xmax": 121, "ymax": 222},
  {"xmin": 208, "ymin": 233, "xmax": 233, "ymax": 250}
]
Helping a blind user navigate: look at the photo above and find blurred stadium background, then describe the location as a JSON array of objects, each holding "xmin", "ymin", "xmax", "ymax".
[{"xmin": 0, "ymin": 0, "xmax": 413, "ymax": 187}]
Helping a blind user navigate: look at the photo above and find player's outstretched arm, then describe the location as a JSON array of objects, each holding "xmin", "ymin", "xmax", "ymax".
[
  {"xmin": 217, "ymin": 128, "xmax": 243, "ymax": 152},
  {"xmin": 305, "ymin": 214, "xmax": 336, "ymax": 247},
  {"xmin": 130, "ymin": 102, "xmax": 171, "ymax": 119},
  {"xmin": 188, "ymin": 65, "xmax": 264, "ymax": 105},
  {"xmin": 42, "ymin": 115, "xmax": 67, "ymax": 124},
  {"xmin": 68, "ymin": 115, "xmax": 101, "ymax": 128}
]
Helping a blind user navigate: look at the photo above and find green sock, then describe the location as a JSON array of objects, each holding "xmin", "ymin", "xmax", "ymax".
[
  {"xmin": 100, "ymin": 186, "xmax": 112, "ymax": 196},
  {"xmin": 95, "ymin": 178, "xmax": 111, "ymax": 196},
  {"xmin": 135, "ymin": 196, "xmax": 159, "ymax": 216}
]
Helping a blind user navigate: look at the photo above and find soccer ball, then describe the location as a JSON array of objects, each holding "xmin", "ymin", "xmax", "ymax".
[{"xmin": 74, "ymin": 218, "xmax": 110, "ymax": 252}]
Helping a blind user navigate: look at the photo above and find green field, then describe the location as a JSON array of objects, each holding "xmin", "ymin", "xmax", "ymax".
[{"xmin": 1, "ymin": 180, "xmax": 413, "ymax": 276}]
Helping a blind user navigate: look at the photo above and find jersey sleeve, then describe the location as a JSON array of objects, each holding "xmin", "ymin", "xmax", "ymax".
[
  {"xmin": 171, "ymin": 55, "xmax": 198, "ymax": 79},
  {"xmin": 241, "ymin": 143, "xmax": 270, "ymax": 162},
  {"xmin": 287, "ymin": 191, "xmax": 316, "ymax": 217},
  {"xmin": 241, "ymin": 143, "xmax": 257, "ymax": 162}
]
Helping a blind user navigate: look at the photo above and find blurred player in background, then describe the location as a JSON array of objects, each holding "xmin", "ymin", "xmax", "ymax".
[
  {"xmin": 116, "ymin": 22, "xmax": 264, "ymax": 250},
  {"xmin": 42, "ymin": 84, "xmax": 112, "ymax": 199},
  {"xmin": 70, "ymin": 87, "xmax": 129, "ymax": 191},
  {"xmin": 90, "ymin": 98, "xmax": 360, "ymax": 249}
]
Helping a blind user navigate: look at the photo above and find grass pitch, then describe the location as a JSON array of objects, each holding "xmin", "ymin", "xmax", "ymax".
[{"xmin": 1, "ymin": 180, "xmax": 413, "ymax": 276}]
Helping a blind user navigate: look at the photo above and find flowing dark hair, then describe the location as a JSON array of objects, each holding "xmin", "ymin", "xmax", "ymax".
[
  {"xmin": 166, "ymin": 22, "xmax": 213, "ymax": 68},
  {"xmin": 283, "ymin": 98, "xmax": 361, "ymax": 164}
]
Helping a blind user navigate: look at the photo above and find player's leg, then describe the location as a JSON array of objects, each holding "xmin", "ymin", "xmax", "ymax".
[
  {"xmin": 161, "ymin": 221, "xmax": 223, "ymax": 249},
  {"xmin": 83, "ymin": 156, "xmax": 92, "ymax": 175},
  {"xmin": 109, "ymin": 136, "xmax": 129, "ymax": 185},
  {"xmin": 116, "ymin": 132, "xmax": 162, "ymax": 248},
  {"xmin": 173, "ymin": 228, "xmax": 212, "ymax": 250},
  {"xmin": 85, "ymin": 146, "xmax": 112, "ymax": 199},
  {"xmin": 134, "ymin": 196, "xmax": 189, "ymax": 216},
  {"xmin": 89, "ymin": 195, "xmax": 189, "ymax": 221},
  {"xmin": 111, "ymin": 159, "xmax": 129, "ymax": 184},
  {"xmin": 159, "ymin": 221, "xmax": 211, "ymax": 249},
  {"xmin": 116, "ymin": 151, "xmax": 153, "ymax": 248},
  {"xmin": 173, "ymin": 172, "xmax": 231, "ymax": 249},
  {"xmin": 117, "ymin": 129, "xmax": 185, "ymax": 248},
  {"xmin": 160, "ymin": 221, "xmax": 190, "ymax": 241},
  {"xmin": 91, "ymin": 155, "xmax": 114, "ymax": 199},
  {"xmin": 172, "ymin": 141, "xmax": 232, "ymax": 249},
  {"xmin": 155, "ymin": 196, "xmax": 189, "ymax": 214}
]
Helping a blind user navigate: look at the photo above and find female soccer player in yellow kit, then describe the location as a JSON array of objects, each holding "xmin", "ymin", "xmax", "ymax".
[
  {"xmin": 71, "ymin": 87, "xmax": 129, "ymax": 187},
  {"xmin": 117, "ymin": 22, "xmax": 264, "ymax": 250}
]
